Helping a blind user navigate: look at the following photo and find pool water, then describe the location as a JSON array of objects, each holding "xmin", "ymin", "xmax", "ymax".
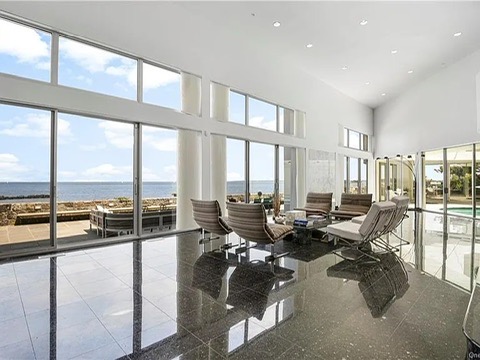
[{"xmin": 446, "ymin": 207, "xmax": 480, "ymax": 217}]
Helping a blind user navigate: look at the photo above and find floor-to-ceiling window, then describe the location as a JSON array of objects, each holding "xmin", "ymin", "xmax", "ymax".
[
  {"xmin": 344, "ymin": 156, "xmax": 368, "ymax": 195},
  {"xmin": 424, "ymin": 149, "xmax": 444, "ymax": 211},
  {"xmin": 226, "ymin": 138, "xmax": 246, "ymax": 202},
  {"xmin": 446, "ymin": 145, "xmax": 472, "ymax": 214},
  {"xmin": 249, "ymin": 142, "xmax": 275, "ymax": 203},
  {"xmin": 0, "ymin": 104, "xmax": 52, "ymax": 251},
  {"xmin": 57, "ymin": 114, "xmax": 134, "ymax": 243},
  {"xmin": 141, "ymin": 125, "xmax": 177, "ymax": 234}
]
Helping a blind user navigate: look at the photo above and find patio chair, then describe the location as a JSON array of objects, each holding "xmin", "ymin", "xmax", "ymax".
[
  {"xmin": 330, "ymin": 193, "xmax": 373, "ymax": 220},
  {"xmin": 295, "ymin": 192, "xmax": 333, "ymax": 217},
  {"xmin": 326, "ymin": 201, "xmax": 396, "ymax": 261},
  {"xmin": 191, "ymin": 199, "xmax": 232, "ymax": 245},
  {"xmin": 226, "ymin": 202, "xmax": 293, "ymax": 262}
]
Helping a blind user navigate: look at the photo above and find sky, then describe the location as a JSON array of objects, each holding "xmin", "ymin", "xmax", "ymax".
[{"xmin": 0, "ymin": 17, "xmax": 286, "ymax": 184}]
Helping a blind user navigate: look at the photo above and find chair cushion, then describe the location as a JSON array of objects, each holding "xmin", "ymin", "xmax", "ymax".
[
  {"xmin": 351, "ymin": 214, "xmax": 367, "ymax": 224},
  {"xmin": 326, "ymin": 221, "xmax": 363, "ymax": 242},
  {"xmin": 330, "ymin": 210, "xmax": 366, "ymax": 219},
  {"xmin": 295, "ymin": 206, "xmax": 329, "ymax": 215},
  {"xmin": 265, "ymin": 223, "xmax": 294, "ymax": 242}
]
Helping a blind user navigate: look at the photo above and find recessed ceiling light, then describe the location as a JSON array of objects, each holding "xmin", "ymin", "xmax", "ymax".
[
  {"xmin": 381, "ymin": 93, "xmax": 386, "ymax": 96},
  {"xmin": 360, "ymin": 19, "xmax": 368, "ymax": 26},
  {"xmin": 391, "ymin": 49, "xmax": 398, "ymax": 54},
  {"xmin": 453, "ymin": 32, "xmax": 462, "ymax": 37},
  {"xmin": 407, "ymin": 70, "xmax": 414, "ymax": 74},
  {"xmin": 365, "ymin": 82, "xmax": 370, "ymax": 85},
  {"xmin": 306, "ymin": 43, "xmax": 313, "ymax": 48},
  {"xmin": 273, "ymin": 21, "xmax": 281, "ymax": 27},
  {"xmin": 342, "ymin": 66, "xmax": 348, "ymax": 70}
]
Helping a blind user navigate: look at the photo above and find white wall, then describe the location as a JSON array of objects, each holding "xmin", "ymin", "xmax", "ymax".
[
  {"xmin": 374, "ymin": 48, "xmax": 480, "ymax": 157},
  {"xmin": 0, "ymin": 3, "xmax": 373, "ymax": 200}
]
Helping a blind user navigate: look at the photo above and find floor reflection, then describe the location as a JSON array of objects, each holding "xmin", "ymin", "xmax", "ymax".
[{"xmin": 0, "ymin": 225, "xmax": 472, "ymax": 359}]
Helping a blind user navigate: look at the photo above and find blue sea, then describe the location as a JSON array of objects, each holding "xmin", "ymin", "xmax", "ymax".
[{"xmin": 0, "ymin": 181, "xmax": 283, "ymax": 202}]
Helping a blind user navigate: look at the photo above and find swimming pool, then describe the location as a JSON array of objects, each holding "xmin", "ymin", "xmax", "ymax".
[{"xmin": 445, "ymin": 207, "xmax": 480, "ymax": 217}]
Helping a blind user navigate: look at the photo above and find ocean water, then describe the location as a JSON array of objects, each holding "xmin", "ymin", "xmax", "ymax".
[{"xmin": 0, "ymin": 181, "xmax": 283, "ymax": 202}]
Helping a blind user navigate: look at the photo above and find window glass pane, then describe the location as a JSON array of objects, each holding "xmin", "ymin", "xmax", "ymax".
[
  {"xmin": 250, "ymin": 142, "xmax": 274, "ymax": 204},
  {"xmin": 278, "ymin": 107, "xmax": 284, "ymax": 133},
  {"xmin": 344, "ymin": 128, "xmax": 348, "ymax": 147},
  {"xmin": 376, "ymin": 158, "xmax": 387, "ymax": 201},
  {"xmin": 227, "ymin": 138, "xmax": 245, "ymax": 202},
  {"xmin": 143, "ymin": 63, "xmax": 181, "ymax": 110},
  {"xmin": 249, "ymin": 98, "xmax": 276, "ymax": 131},
  {"xmin": 361, "ymin": 159, "xmax": 368, "ymax": 194},
  {"xmin": 59, "ymin": 37, "xmax": 137, "ymax": 100},
  {"xmin": 424, "ymin": 149, "xmax": 444, "ymax": 211},
  {"xmin": 0, "ymin": 18, "xmax": 51, "ymax": 82},
  {"xmin": 349, "ymin": 130, "xmax": 360, "ymax": 150},
  {"xmin": 142, "ymin": 125, "xmax": 177, "ymax": 233},
  {"xmin": 229, "ymin": 91, "xmax": 246, "ymax": 125},
  {"xmin": 0, "ymin": 104, "xmax": 51, "ymax": 251},
  {"xmin": 56, "ymin": 114, "xmax": 134, "ymax": 243},
  {"xmin": 402, "ymin": 155, "xmax": 416, "ymax": 207},
  {"xmin": 446, "ymin": 145, "xmax": 472, "ymax": 215},
  {"xmin": 281, "ymin": 107, "xmax": 295, "ymax": 135},
  {"xmin": 349, "ymin": 157, "xmax": 359, "ymax": 194},
  {"xmin": 344, "ymin": 157, "xmax": 348, "ymax": 193}
]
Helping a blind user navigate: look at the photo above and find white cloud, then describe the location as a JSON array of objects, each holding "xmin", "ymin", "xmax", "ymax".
[
  {"xmin": 75, "ymin": 75, "xmax": 93, "ymax": 85},
  {"xmin": 35, "ymin": 61, "xmax": 51, "ymax": 71},
  {"xmin": 99, "ymin": 121, "xmax": 133, "ymax": 149},
  {"xmin": 0, "ymin": 18, "xmax": 49, "ymax": 63},
  {"xmin": 0, "ymin": 153, "xmax": 28, "ymax": 180},
  {"xmin": 83, "ymin": 163, "xmax": 131, "ymax": 179},
  {"xmin": 249, "ymin": 116, "xmax": 276, "ymax": 131},
  {"xmin": 149, "ymin": 138, "xmax": 177, "ymax": 152},
  {"xmin": 143, "ymin": 64, "xmax": 180, "ymax": 90},
  {"xmin": 0, "ymin": 113, "xmax": 72, "ymax": 139},
  {"xmin": 227, "ymin": 172, "xmax": 242, "ymax": 181},
  {"xmin": 60, "ymin": 37, "xmax": 120, "ymax": 73}
]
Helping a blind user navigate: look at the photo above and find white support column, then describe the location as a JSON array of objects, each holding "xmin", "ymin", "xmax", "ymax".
[
  {"xmin": 211, "ymin": 82, "xmax": 229, "ymax": 215},
  {"xmin": 295, "ymin": 110, "xmax": 306, "ymax": 207},
  {"xmin": 177, "ymin": 73, "xmax": 202, "ymax": 230}
]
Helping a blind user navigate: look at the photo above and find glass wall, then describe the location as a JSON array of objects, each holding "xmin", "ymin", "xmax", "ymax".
[
  {"xmin": 388, "ymin": 157, "xmax": 401, "ymax": 200},
  {"xmin": 226, "ymin": 139, "xmax": 246, "ymax": 202},
  {"xmin": 0, "ymin": 104, "xmax": 52, "ymax": 251},
  {"xmin": 248, "ymin": 98, "xmax": 276, "ymax": 132},
  {"xmin": 142, "ymin": 63, "xmax": 181, "ymax": 110},
  {"xmin": 424, "ymin": 149, "xmax": 444, "ymax": 211},
  {"xmin": 0, "ymin": 18, "xmax": 51, "ymax": 82},
  {"xmin": 446, "ymin": 145, "xmax": 472, "ymax": 214},
  {"xmin": 229, "ymin": 91, "xmax": 246, "ymax": 125},
  {"xmin": 345, "ymin": 156, "xmax": 367, "ymax": 194},
  {"xmin": 57, "ymin": 114, "xmax": 134, "ymax": 243},
  {"xmin": 249, "ymin": 142, "xmax": 275, "ymax": 203},
  {"xmin": 141, "ymin": 125, "xmax": 177, "ymax": 234},
  {"xmin": 376, "ymin": 158, "xmax": 387, "ymax": 202}
]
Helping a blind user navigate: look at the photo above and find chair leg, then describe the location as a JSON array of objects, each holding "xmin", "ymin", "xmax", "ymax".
[
  {"xmin": 265, "ymin": 244, "xmax": 289, "ymax": 263},
  {"xmin": 235, "ymin": 240, "xmax": 257, "ymax": 254},
  {"xmin": 198, "ymin": 229, "xmax": 220, "ymax": 244}
]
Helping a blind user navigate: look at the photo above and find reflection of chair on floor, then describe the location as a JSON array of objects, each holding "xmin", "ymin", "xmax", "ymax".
[
  {"xmin": 191, "ymin": 199, "xmax": 232, "ymax": 245},
  {"xmin": 226, "ymin": 261, "xmax": 293, "ymax": 320},
  {"xmin": 327, "ymin": 251, "xmax": 409, "ymax": 318},
  {"xmin": 330, "ymin": 193, "xmax": 373, "ymax": 220},
  {"xmin": 226, "ymin": 202, "xmax": 293, "ymax": 261},
  {"xmin": 326, "ymin": 201, "xmax": 396, "ymax": 261},
  {"xmin": 295, "ymin": 192, "xmax": 332, "ymax": 217},
  {"xmin": 192, "ymin": 251, "xmax": 231, "ymax": 300}
]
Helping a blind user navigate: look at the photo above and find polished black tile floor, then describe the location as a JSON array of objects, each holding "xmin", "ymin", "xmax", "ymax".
[{"xmin": 0, "ymin": 231, "xmax": 471, "ymax": 359}]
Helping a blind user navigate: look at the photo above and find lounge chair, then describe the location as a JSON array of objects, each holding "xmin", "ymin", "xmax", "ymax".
[
  {"xmin": 295, "ymin": 192, "xmax": 332, "ymax": 217},
  {"xmin": 191, "ymin": 199, "xmax": 232, "ymax": 245},
  {"xmin": 330, "ymin": 193, "xmax": 373, "ymax": 220},
  {"xmin": 326, "ymin": 201, "xmax": 396, "ymax": 261},
  {"xmin": 226, "ymin": 202, "xmax": 293, "ymax": 262}
]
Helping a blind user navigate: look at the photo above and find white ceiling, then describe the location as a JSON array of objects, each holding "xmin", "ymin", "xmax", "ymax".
[
  {"xmin": 3, "ymin": 1, "xmax": 480, "ymax": 109},
  {"xmin": 176, "ymin": 1, "xmax": 480, "ymax": 109}
]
